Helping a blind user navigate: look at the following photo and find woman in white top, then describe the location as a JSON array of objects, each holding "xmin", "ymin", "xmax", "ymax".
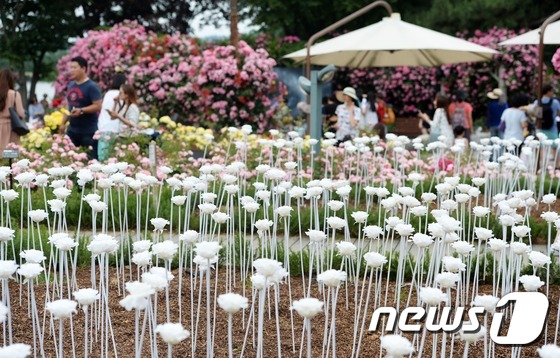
[
  {"xmin": 107, "ymin": 84, "xmax": 139, "ymax": 138},
  {"xmin": 97, "ymin": 73, "xmax": 127, "ymax": 161},
  {"xmin": 419, "ymin": 94, "xmax": 454, "ymax": 147},
  {"xmin": 360, "ymin": 91, "xmax": 379, "ymax": 132},
  {"xmin": 334, "ymin": 87, "xmax": 361, "ymax": 142},
  {"xmin": 501, "ymin": 94, "xmax": 528, "ymax": 143}
]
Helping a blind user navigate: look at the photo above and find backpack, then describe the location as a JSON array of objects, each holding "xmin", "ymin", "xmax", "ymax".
[
  {"xmin": 542, "ymin": 100, "xmax": 554, "ymax": 130},
  {"xmin": 451, "ymin": 103, "xmax": 467, "ymax": 129}
]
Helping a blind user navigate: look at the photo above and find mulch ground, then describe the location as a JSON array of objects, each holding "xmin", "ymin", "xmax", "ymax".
[{"xmin": 7, "ymin": 265, "xmax": 559, "ymax": 357}]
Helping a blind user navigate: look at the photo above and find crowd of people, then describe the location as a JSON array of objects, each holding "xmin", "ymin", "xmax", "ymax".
[
  {"xmin": 320, "ymin": 83, "xmax": 560, "ymax": 157},
  {"xmin": 0, "ymin": 60, "xmax": 559, "ymax": 163},
  {"xmin": 321, "ymin": 87, "xmax": 394, "ymax": 144},
  {"xmin": 0, "ymin": 56, "xmax": 141, "ymax": 160}
]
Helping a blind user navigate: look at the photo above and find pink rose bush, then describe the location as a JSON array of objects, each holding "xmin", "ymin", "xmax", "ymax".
[
  {"xmin": 55, "ymin": 21, "xmax": 280, "ymax": 131},
  {"xmin": 553, "ymin": 48, "xmax": 560, "ymax": 73}
]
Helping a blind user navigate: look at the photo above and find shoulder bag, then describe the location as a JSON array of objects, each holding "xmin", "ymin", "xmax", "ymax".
[{"xmin": 9, "ymin": 91, "xmax": 30, "ymax": 136}]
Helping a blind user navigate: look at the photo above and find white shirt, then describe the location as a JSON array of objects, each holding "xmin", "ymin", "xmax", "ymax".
[
  {"xmin": 501, "ymin": 108, "xmax": 527, "ymax": 141},
  {"xmin": 431, "ymin": 108, "xmax": 454, "ymax": 147},
  {"xmin": 98, "ymin": 90, "xmax": 120, "ymax": 133}
]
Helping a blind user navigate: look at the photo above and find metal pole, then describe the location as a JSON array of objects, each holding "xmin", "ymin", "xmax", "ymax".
[
  {"xmin": 305, "ymin": 1, "xmax": 393, "ymax": 79},
  {"xmin": 310, "ymin": 71, "xmax": 323, "ymax": 142},
  {"xmin": 536, "ymin": 10, "xmax": 560, "ymax": 128}
]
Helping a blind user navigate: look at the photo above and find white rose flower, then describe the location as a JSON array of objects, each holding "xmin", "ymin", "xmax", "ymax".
[
  {"xmin": 488, "ymin": 238, "xmax": 509, "ymax": 252},
  {"xmin": 0, "ymin": 227, "xmax": 15, "ymax": 242},
  {"xmin": 519, "ymin": 275, "xmax": 544, "ymax": 292},
  {"xmin": 48, "ymin": 199, "xmax": 66, "ymax": 212},
  {"xmin": 420, "ymin": 287, "xmax": 448, "ymax": 305},
  {"xmin": 472, "ymin": 294, "xmax": 499, "ymax": 312},
  {"xmin": 473, "ymin": 206, "xmax": 490, "ymax": 217},
  {"xmin": 542, "ymin": 194, "xmax": 557, "ymax": 205},
  {"xmin": 83, "ymin": 194, "xmax": 101, "ymax": 203},
  {"xmin": 328, "ymin": 200, "xmax": 345, "ymax": 212},
  {"xmin": 253, "ymin": 258, "xmax": 284, "ymax": 278},
  {"xmin": 411, "ymin": 233, "xmax": 433, "ymax": 248},
  {"xmin": 511, "ymin": 242, "xmax": 530, "ymax": 255},
  {"xmin": 194, "ymin": 241, "xmax": 221, "ymax": 259},
  {"xmin": 179, "ymin": 230, "xmax": 199, "ymax": 244},
  {"xmin": 73, "ymin": 288, "xmax": 100, "ymax": 306},
  {"xmin": 291, "ymin": 297, "xmax": 323, "ymax": 319},
  {"xmin": 436, "ymin": 272, "xmax": 460, "ymax": 288},
  {"xmin": 529, "ymin": 251, "xmax": 551, "ymax": 268},
  {"xmin": 211, "ymin": 212, "xmax": 230, "ymax": 224},
  {"xmin": 0, "ymin": 343, "xmax": 32, "ymax": 358},
  {"xmin": 155, "ymin": 323, "xmax": 190, "ymax": 345},
  {"xmin": 538, "ymin": 344, "xmax": 560, "ymax": 358},
  {"xmin": 254, "ymin": 219, "xmax": 273, "ymax": 232},
  {"xmin": 363, "ymin": 225, "xmax": 383, "ymax": 239},
  {"xmin": 54, "ymin": 237, "xmax": 77, "ymax": 252},
  {"xmin": 131, "ymin": 251, "xmax": 152, "ymax": 267},
  {"xmin": 459, "ymin": 326, "xmax": 486, "ymax": 344},
  {"xmin": 350, "ymin": 211, "xmax": 368, "ymax": 224},
  {"xmin": 363, "ymin": 252, "xmax": 387, "ymax": 268},
  {"xmin": 88, "ymin": 200, "xmax": 107, "ymax": 213},
  {"xmin": 141, "ymin": 272, "xmax": 168, "ymax": 292},
  {"xmin": 150, "ymin": 217, "xmax": 170, "ymax": 231},
  {"xmin": 46, "ymin": 299, "xmax": 77, "ymax": 319},
  {"xmin": 218, "ymin": 293, "xmax": 249, "ymax": 314},
  {"xmin": 541, "ymin": 211, "xmax": 559, "ymax": 223},
  {"xmin": 380, "ymin": 334, "xmax": 414, "ymax": 357},
  {"xmin": 395, "ymin": 223, "xmax": 414, "ymax": 237},
  {"xmin": 317, "ymin": 269, "xmax": 347, "ymax": 287},
  {"xmin": 132, "ymin": 240, "xmax": 152, "ymax": 253},
  {"xmin": 336, "ymin": 241, "xmax": 357, "ymax": 257},
  {"xmin": 20, "ymin": 249, "xmax": 46, "ymax": 263},
  {"xmin": 28, "ymin": 209, "xmax": 48, "ymax": 223},
  {"xmin": 442, "ymin": 256, "xmax": 465, "ymax": 273},
  {"xmin": 152, "ymin": 241, "xmax": 179, "ymax": 261},
  {"xmin": 410, "ymin": 206, "xmax": 428, "ymax": 217},
  {"xmin": 87, "ymin": 234, "xmax": 118, "ymax": 256},
  {"xmin": 0, "ymin": 189, "xmax": 18, "ymax": 202},
  {"xmin": 243, "ymin": 202, "xmax": 260, "ymax": 213},
  {"xmin": 327, "ymin": 217, "xmax": 346, "ymax": 230},
  {"xmin": 474, "ymin": 227, "xmax": 494, "ymax": 240},
  {"xmin": 451, "ymin": 241, "xmax": 474, "ymax": 255},
  {"xmin": 171, "ymin": 195, "xmax": 187, "ymax": 206},
  {"xmin": 17, "ymin": 263, "xmax": 44, "ymax": 280},
  {"xmin": 276, "ymin": 206, "xmax": 293, "ymax": 218},
  {"xmin": 306, "ymin": 230, "xmax": 327, "ymax": 243},
  {"xmin": 385, "ymin": 216, "xmax": 403, "ymax": 229}
]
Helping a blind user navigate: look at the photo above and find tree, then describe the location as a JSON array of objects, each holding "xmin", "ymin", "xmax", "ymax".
[
  {"xmin": 0, "ymin": 0, "xmax": 82, "ymax": 106},
  {"xmin": 80, "ymin": 0, "xmax": 224, "ymax": 34},
  {"xmin": 216, "ymin": 0, "xmax": 560, "ymax": 40}
]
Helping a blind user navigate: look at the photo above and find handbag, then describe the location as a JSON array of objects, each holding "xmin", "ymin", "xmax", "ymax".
[
  {"xmin": 9, "ymin": 92, "xmax": 29, "ymax": 136},
  {"xmin": 498, "ymin": 120, "xmax": 506, "ymax": 132}
]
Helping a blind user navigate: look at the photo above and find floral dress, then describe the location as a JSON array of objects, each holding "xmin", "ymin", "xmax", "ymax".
[{"xmin": 335, "ymin": 104, "xmax": 361, "ymax": 141}]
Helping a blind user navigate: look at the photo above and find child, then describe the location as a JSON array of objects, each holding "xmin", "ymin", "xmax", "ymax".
[{"xmin": 453, "ymin": 125, "xmax": 469, "ymax": 150}]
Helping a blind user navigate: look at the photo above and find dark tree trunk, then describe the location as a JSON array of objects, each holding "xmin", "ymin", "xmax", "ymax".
[
  {"xmin": 230, "ymin": 0, "xmax": 239, "ymax": 50},
  {"xmin": 29, "ymin": 52, "xmax": 46, "ymax": 106},
  {"xmin": 16, "ymin": 65, "xmax": 28, "ymax": 113}
]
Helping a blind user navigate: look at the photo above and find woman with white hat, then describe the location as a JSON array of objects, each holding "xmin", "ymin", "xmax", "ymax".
[
  {"xmin": 486, "ymin": 88, "xmax": 507, "ymax": 138},
  {"xmin": 334, "ymin": 87, "xmax": 361, "ymax": 142}
]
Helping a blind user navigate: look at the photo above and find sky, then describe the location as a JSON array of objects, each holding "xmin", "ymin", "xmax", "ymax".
[{"xmin": 189, "ymin": 10, "xmax": 257, "ymax": 39}]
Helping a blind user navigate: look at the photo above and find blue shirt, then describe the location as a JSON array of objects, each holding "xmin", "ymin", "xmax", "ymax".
[
  {"xmin": 487, "ymin": 100, "xmax": 507, "ymax": 127},
  {"xmin": 66, "ymin": 79, "xmax": 102, "ymax": 133}
]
